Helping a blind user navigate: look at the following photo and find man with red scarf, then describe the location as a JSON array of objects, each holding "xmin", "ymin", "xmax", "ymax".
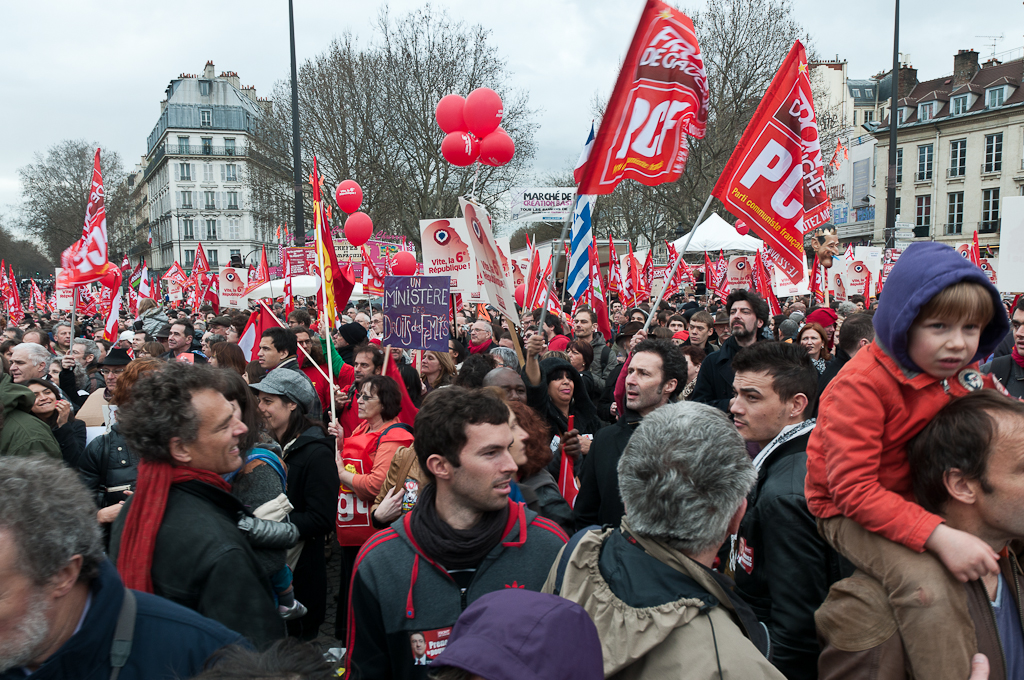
[
  {"xmin": 467, "ymin": 319, "xmax": 495, "ymax": 355},
  {"xmin": 982, "ymin": 298, "xmax": 1024, "ymax": 399},
  {"xmin": 109, "ymin": 363, "xmax": 285, "ymax": 647}
]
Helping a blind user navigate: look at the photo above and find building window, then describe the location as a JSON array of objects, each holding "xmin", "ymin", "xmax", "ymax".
[
  {"xmin": 917, "ymin": 144, "xmax": 933, "ymax": 181},
  {"xmin": 208, "ymin": 249, "xmax": 219, "ymax": 267},
  {"xmin": 852, "ymin": 88, "xmax": 862, "ymax": 97},
  {"xmin": 984, "ymin": 133, "xmax": 1003, "ymax": 173},
  {"xmin": 199, "ymin": 81, "xmax": 211, "ymax": 96},
  {"xmin": 178, "ymin": 163, "xmax": 191, "ymax": 181},
  {"xmin": 949, "ymin": 139, "xmax": 967, "ymax": 177},
  {"xmin": 919, "ymin": 103, "xmax": 933, "ymax": 122},
  {"xmin": 863, "ymin": 110, "xmax": 874, "ymax": 123},
  {"xmin": 915, "ymin": 196, "xmax": 931, "ymax": 236},
  {"xmin": 227, "ymin": 192, "xmax": 239, "ymax": 210},
  {"xmin": 181, "ymin": 191, "xmax": 193, "ymax": 209},
  {"xmin": 206, "ymin": 219, "xmax": 217, "ymax": 240},
  {"xmin": 988, "ymin": 87, "xmax": 1004, "ymax": 108},
  {"xmin": 185, "ymin": 249, "xmax": 195, "ymax": 267},
  {"xmin": 852, "ymin": 110, "xmax": 858, "ymax": 125},
  {"xmin": 894, "ymin": 197, "xmax": 901, "ymax": 221},
  {"xmin": 897, "ymin": 108, "xmax": 906, "ymax": 125},
  {"xmin": 952, "ymin": 95, "xmax": 969, "ymax": 115},
  {"xmin": 177, "ymin": 136, "xmax": 190, "ymax": 154},
  {"xmin": 203, "ymin": 163, "xmax": 213, "ymax": 182},
  {"xmin": 202, "ymin": 138, "xmax": 213, "ymax": 155},
  {"xmin": 228, "ymin": 218, "xmax": 241, "ymax": 240},
  {"xmin": 183, "ymin": 218, "xmax": 194, "ymax": 239},
  {"xmin": 895, "ymin": 148, "xmax": 903, "ymax": 184},
  {"xmin": 201, "ymin": 110, "xmax": 212, "ymax": 127},
  {"xmin": 946, "ymin": 192, "xmax": 964, "ymax": 235},
  {"xmin": 224, "ymin": 164, "xmax": 238, "ymax": 182},
  {"xmin": 982, "ymin": 188, "xmax": 1000, "ymax": 232},
  {"xmin": 224, "ymin": 138, "xmax": 235, "ymax": 155},
  {"xmin": 205, "ymin": 191, "xmax": 216, "ymax": 209}
]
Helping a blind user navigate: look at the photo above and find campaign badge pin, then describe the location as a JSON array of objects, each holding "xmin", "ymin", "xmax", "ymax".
[{"xmin": 957, "ymin": 369, "xmax": 983, "ymax": 392}]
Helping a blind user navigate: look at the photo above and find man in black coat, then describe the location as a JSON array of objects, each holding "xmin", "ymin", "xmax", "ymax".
[
  {"xmin": 691, "ymin": 290, "xmax": 770, "ymax": 413},
  {"xmin": 982, "ymin": 298, "xmax": 1024, "ymax": 399},
  {"xmin": 573, "ymin": 338, "xmax": 687, "ymax": 531},
  {"xmin": 0, "ymin": 456, "xmax": 243, "ymax": 680},
  {"xmin": 728, "ymin": 342, "xmax": 851, "ymax": 680}
]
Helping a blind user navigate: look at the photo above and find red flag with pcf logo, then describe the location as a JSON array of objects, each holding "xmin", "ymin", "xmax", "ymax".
[
  {"xmin": 712, "ymin": 41, "xmax": 830, "ymax": 284},
  {"xmin": 576, "ymin": 0, "xmax": 709, "ymax": 195},
  {"xmin": 60, "ymin": 148, "xmax": 113, "ymax": 286}
]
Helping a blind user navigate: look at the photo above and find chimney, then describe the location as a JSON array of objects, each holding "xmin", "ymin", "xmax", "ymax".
[
  {"xmin": 204, "ymin": 60, "xmax": 215, "ymax": 79},
  {"xmin": 220, "ymin": 71, "xmax": 241, "ymax": 89},
  {"xmin": 983, "ymin": 57, "xmax": 1003, "ymax": 68},
  {"xmin": 953, "ymin": 49, "xmax": 980, "ymax": 86},
  {"xmin": 897, "ymin": 65, "xmax": 918, "ymax": 98}
]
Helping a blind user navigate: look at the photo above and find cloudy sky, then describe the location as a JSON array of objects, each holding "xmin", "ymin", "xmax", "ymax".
[{"xmin": 1, "ymin": 0, "xmax": 1020, "ymax": 224}]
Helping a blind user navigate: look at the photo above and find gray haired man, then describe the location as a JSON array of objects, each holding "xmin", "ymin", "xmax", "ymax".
[{"xmin": 544, "ymin": 402, "xmax": 784, "ymax": 679}]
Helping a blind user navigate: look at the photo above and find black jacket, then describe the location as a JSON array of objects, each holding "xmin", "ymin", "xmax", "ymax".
[
  {"xmin": 77, "ymin": 424, "xmax": 138, "ymax": 508},
  {"xmin": 281, "ymin": 426, "xmax": 340, "ymax": 639},
  {"xmin": 0, "ymin": 560, "xmax": 243, "ymax": 680},
  {"xmin": 110, "ymin": 480, "xmax": 285, "ymax": 648},
  {"xmin": 732, "ymin": 432, "xmax": 853, "ymax": 680},
  {"xmin": 982, "ymin": 354, "xmax": 1024, "ymax": 400},
  {"xmin": 50, "ymin": 417, "xmax": 87, "ymax": 468},
  {"xmin": 691, "ymin": 335, "xmax": 749, "ymax": 413},
  {"xmin": 816, "ymin": 346, "xmax": 852, "ymax": 397},
  {"xmin": 572, "ymin": 409, "xmax": 642, "ymax": 532}
]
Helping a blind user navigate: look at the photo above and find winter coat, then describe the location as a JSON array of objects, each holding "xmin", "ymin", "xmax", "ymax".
[
  {"xmin": 588, "ymin": 331, "xmax": 618, "ymax": 383},
  {"xmin": 0, "ymin": 560, "xmax": 243, "ymax": 680},
  {"xmin": 136, "ymin": 307, "xmax": 169, "ymax": 337},
  {"xmin": 732, "ymin": 430, "xmax": 853, "ymax": 680},
  {"xmin": 572, "ymin": 409, "xmax": 643, "ymax": 532},
  {"xmin": 109, "ymin": 480, "xmax": 286, "ymax": 648},
  {"xmin": 280, "ymin": 426, "xmax": 340, "ymax": 638},
  {"xmin": 805, "ymin": 242, "xmax": 1009, "ymax": 552},
  {"xmin": 524, "ymin": 357, "xmax": 603, "ymax": 438},
  {"xmin": 77, "ymin": 423, "xmax": 138, "ymax": 508},
  {"xmin": 345, "ymin": 500, "xmax": 568, "ymax": 680},
  {"xmin": 982, "ymin": 354, "xmax": 1024, "ymax": 400},
  {"xmin": 0, "ymin": 374, "xmax": 61, "ymax": 459},
  {"xmin": 816, "ymin": 345, "xmax": 852, "ymax": 399},
  {"xmin": 543, "ymin": 523, "xmax": 783, "ymax": 680},
  {"xmin": 816, "ymin": 547, "xmax": 1024, "ymax": 680},
  {"xmin": 518, "ymin": 468, "xmax": 573, "ymax": 535},
  {"xmin": 690, "ymin": 334, "xmax": 756, "ymax": 413},
  {"xmin": 41, "ymin": 414, "xmax": 87, "ymax": 468}
]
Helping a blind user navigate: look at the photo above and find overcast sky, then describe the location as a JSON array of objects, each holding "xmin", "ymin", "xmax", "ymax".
[{"xmin": 1, "ymin": 0, "xmax": 1020, "ymax": 226}]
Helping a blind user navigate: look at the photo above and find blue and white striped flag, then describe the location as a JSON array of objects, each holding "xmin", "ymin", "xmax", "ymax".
[{"xmin": 567, "ymin": 193, "xmax": 595, "ymax": 301}]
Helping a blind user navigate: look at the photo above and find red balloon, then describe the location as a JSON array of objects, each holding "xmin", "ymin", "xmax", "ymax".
[
  {"xmin": 335, "ymin": 180, "xmax": 362, "ymax": 214},
  {"xmin": 479, "ymin": 129, "xmax": 515, "ymax": 167},
  {"xmin": 514, "ymin": 283, "xmax": 525, "ymax": 308},
  {"xmin": 344, "ymin": 212, "xmax": 373, "ymax": 247},
  {"xmin": 464, "ymin": 88, "xmax": 503, "ymax": 138},
  {"xmin": 734, "ymin": 220, "xmax": 750, "ymax": 236},
  {"xmin": 392, "ymin": 251, "xmax": 418, "ymax": 276},
  {"xmin": 435, "ymin": 94, "xmax": 467, "ymax": 134},
  {"xmin": 441, "ymin": 131, "xmax": 479, "ymax": 167}
]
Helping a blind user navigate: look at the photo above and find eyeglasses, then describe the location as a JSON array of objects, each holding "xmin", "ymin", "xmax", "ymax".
[
  {"xmin": 100, "ymin": 368, "xmax": 126, "ymax": 376},
  {"xmin": 356, "ymin": 393, "xmax": 378, "ymax": 402}
]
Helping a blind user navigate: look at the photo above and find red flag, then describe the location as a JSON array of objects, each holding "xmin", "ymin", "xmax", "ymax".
[
  {"xmin": 754, "ymin": 250, "xmax": 782, "ymax": 316},
  {"xmin": 639, "ymin": 249, "xmax": 653, "ymax": 302},
  {"xmin": 311, "ymin": 156, "xmax": 354, "ymax": 326},
  {"xmin": 703, "ymin": 251, "xmax": 716, "ymax": 297},
  {"xmin": 576, "ymin": 1, "xmax": 709, "ymax": 195},
  {"xmin": 238, "ymin": 305, "xmax": 278, "ymax": 361},
  {"xmin": 192, "ymin": 242, "xmax": 210, "ymax": 278},
  {"xmin": 606, "ymin": 236, "xmax": 623, "ymax": 298},
  {"xmin": 244, "ymin": 246, "xmax": 270, "ymax": 294},
  {"xmin": 529, "ymin": 254, "xmax": 554, "ymax": 311},
  {"xmin": 712, "ymin": 41, "xmax": 830, "ymax": 284},
  {"xmin": 103, "ymin": 269, "xmax": 123, "ymax": 343},
  {"xmin": 588, "ymin": 244, "xmax": 614, "ymax": 341},
  {"xmin": 59, "ymin": 149, "xmax": 113, "ymax": 287},
  {"xmin": 120, "ymin": 255, "xmax": 131, "ymax": 273},
  {"xmin": 162, "ymin": 261, "xmax": 188, "ymax": 286},
  {"xmin": 809, "ymin": 255, "xmax": 825, "ymax": 304},
  {"xmin": 971, "ymin": 231, "xmax": 983, "ymax": 268},
  {"xmin": 622, "ymin": 244, "xmax": 642, "ymax": 307},
  {"xmin": 712, "ymin": 251, "xmax": 729, "ymax": 301}
]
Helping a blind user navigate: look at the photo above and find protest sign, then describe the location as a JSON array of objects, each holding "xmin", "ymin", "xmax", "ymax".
[
  {"xmin": 283, "ymin": 247, "xmax": 317, "ymax": 276},
  {"xmin": 771, "ymin": 257, "xmax": 810, "ymax": 297},
  {"xmin": 219, "ymin": 267, "xmax": 249, "ymax": 308},
  {"xmin": 420, "ymin": 218, "xmax": 482, "ymax": 302},
  {"xmin": 509, "ymin": 187, "xmax": 577, "ymax": 222},
  {"xmin": 955, "ymin": 243, "xmax": 998, "ymax": 285},
  {"xmin": 725, "ymin": 256, "xmax": 754, "ymax": 291},
  {"xmin": 459, "ymin": 198, "xmax": 519, "ymax": 322},
  {"xmin": 382, "ymin": 275, "xmax": 450, "ymax": 352}
]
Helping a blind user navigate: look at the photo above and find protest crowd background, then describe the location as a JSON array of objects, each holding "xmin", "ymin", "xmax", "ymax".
[{"xmin": 2, "ymin": 2, "xmax": 1023, "ymax": 680}]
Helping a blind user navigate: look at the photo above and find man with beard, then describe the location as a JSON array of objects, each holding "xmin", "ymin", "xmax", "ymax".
[
  {"xmin": 0, "ymin": 456, "xmax": 242, "ymax": 679},
  {"xmin": 692, "ymin": 290, "xmax": 770, "ymax": 413}
]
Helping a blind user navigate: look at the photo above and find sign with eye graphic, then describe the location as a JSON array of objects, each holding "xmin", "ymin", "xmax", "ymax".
[
  {"xmin": 843, "ymin": 260, "xmax": 869, "ymax": 297},
  {"xmin": 459, "ymin": 197, "xmax": 519, "ymax": 321},
  {"xmin": 419, "ymin": 218, "xmax": 483, "ymax": 302},
  {"xmin": 725, "ymin": 256, "xmax": 754, "ymax": 291},
  {"xmin": 218, "ymin": 267, "xmax": 248, "ymax": 308}
]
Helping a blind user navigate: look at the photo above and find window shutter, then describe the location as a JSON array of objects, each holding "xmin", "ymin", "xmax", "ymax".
[
  {"xmin": 174, "ymin": 164, "xmax": 180, "ymax": 181},
  {"xmin": 217, "ymin": 219, "xmax": 223, "ymax": 240},
  {"xmin": 191, "ymin": 164, "xmax": 197, "ymax": 181},
  {"xmin": 220, "ymin": 164, "xmax": 226, "ymax": 182}
]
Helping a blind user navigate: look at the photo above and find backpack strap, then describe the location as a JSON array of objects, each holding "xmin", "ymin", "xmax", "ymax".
[
  {"xmin": 109, "ymin": 588, "xmax": 136, "ymax": 680},
  {"xmin": 374, "ymin": 423, "xmax": 414, "ymax": 454},
  {"xmin": 246, "ymin": 449, "xmax": 288, "ymax": 492},
  {"xmin": 600, "ymin": 345, "xmax": 612, "ymax": 373},
  {"xmin": 553, "ymin": 525, "xmax": 600, "ymax": 596}
]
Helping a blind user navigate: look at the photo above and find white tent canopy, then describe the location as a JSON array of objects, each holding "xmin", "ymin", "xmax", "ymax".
[
  {"xmin": 243, "ymin": 275, "xmax": 366, "ymax": 301},
  {"xmin": 672, "ymin": 213, "xmax": 763, "ymax": 252}
]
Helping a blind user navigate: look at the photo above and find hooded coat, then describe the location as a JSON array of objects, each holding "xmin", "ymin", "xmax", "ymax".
[
  {"xmin": 805, "ymin": 242, "xmax": 1010, "ymax": 552},
  {"xmin": 0, "ymin": 374, "xmax": 61, "ymax": 458},
  {"xmin": 524, "ymin": 357, "xmax": 603, "ymax": 437}
]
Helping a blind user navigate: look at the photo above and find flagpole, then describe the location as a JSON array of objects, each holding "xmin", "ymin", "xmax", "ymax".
[
  {"xmin": 642, "ymin": 194, "xmax": 713, "ymax": 332},
  {"xmin": 538, "ymin": 193, "xmax": 579, "ymax": 333},
  {"xmin": 257, "ymin": 299, "xmax": 333, "ymax": 385},
  {"xmin": 314, "ymin": 201, "xmax": 337, "ymax": 425}
]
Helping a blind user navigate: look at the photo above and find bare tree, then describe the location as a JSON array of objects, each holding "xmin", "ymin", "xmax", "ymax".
[
  {"xmin": 17, "ymin": 140, "xmax": 131, "ymax": 263},
  {"xmin": 0, "ymin": 215, "xmax": 53, "ymax": 278},
  {"xmin": 248, "ymin": 6, "xmax": 537, "ymax": 250}
]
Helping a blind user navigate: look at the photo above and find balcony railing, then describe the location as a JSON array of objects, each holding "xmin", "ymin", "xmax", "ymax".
[
  {"xmin": 979, "ymin": 220, "xmax": 1001, "ymax": 234},
  {"xmin": 914, "ymin": 170, "xmax": 933, "ymax": 182},
  {"xmin": 981, "ymin": 162, "xmax": 1002, "ymax": 175},
  {"xmin": 167, "ymin": 145, "xmax": 244, "ymax": 158},
  {"xmin": 944, "ymin": 222, "xmax": 964, "ymax": 236},
  {"xmin": 946, "ymin": 167, "xmax": 966, "ymax": 179}
]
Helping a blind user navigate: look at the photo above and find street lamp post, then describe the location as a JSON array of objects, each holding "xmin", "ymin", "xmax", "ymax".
[
  {"xmin": 288, "ymin": 0, "xmax": 304, "ymax": 247},
  {"xmin": 884, "ymin": 0, "xmax": 900, "ymax": 249}
]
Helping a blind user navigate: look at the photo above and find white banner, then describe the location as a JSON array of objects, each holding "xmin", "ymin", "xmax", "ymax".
[
  {"xmin": 419, "ymin": 218, "xmax": 483, "ymax": 302},
  {"xmin": 218, "ymin": 267, "xmax": 249, "ymax": 308},
  {"xmin": 459, "ymin": 197, "xmax": 519, "ymax": 322},
  {"xmin": 509, "ymin": 187, "xmax": 577, "ymax": 223}
]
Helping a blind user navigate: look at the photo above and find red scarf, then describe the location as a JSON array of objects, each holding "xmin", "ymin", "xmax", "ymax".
[
  {"xmin": 1013, "ymin": 345, "xmax": 1024, "ymax": 369},
  {"xmin": 117, "ymin": 458, "xmax": 232, "ymax": 593},
  {"xmin": 468, "ymin": 338, "xmax": 493, "ymax": 354}
]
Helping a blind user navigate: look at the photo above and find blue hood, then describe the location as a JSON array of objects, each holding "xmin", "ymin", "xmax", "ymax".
[{"xmin": 874, "ymin": 242, "xmax": 1008, "ymax": 373}]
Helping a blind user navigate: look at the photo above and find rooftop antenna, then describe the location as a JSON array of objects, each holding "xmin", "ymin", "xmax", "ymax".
[{"xmin": 976, "ymin": 34, "xmax": 1004, "ymax": 57}]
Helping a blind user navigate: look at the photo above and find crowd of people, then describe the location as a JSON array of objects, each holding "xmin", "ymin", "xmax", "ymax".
[{"xmin": 0, "ymin": 240, "xmax": 1019, "ymax": 680}]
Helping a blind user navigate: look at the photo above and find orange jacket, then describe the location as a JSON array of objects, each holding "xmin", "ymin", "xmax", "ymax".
[{"xmin": 805, "ymin": 341, "xmax": 997, "ymax": 552}]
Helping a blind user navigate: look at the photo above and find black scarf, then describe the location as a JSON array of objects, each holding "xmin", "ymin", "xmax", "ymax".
[{"xmin": 408, "ymin": 483, "xmax": 509, "ymax": 570}]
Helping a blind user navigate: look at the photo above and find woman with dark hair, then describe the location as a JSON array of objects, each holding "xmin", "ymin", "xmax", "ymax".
[
  {"xmin": 567, "ymin": 339, "xmax": 603, "ymax": 403},
  {"xmin": 77, "ymin": 358, "xmax": 164, "ymax": 530},
  {"xmin": 420, "ymin": 349, "xmax": 456, "ymax": 393},
  {"xmin": 326, "ymin": 374, "xmax": 414, "ymax": 640},
  {"xmin": 678, "ymin": 344, "xmax": 706, "ymax": 400},
  {"xmin": 448, "ymin": 338, "xmax": 468, "ymax": 367},
  {"xmin": 24, "ymin": 378, "xmax": 86, "ymax": 467},
  {"xmin": 246, "ymin": 360, "xmax": 267, "ymax": 385},
  {"xmin": 211, "ymin": 341, "xmax": 247, "ymax": 376},
  {"xmin": 797, "ymin": 322, "xmax": 832, "ymax": 374},
  {"xmin": 251, "ymin": 370, "xmax": 339, "ymax": 640},
  {"xmin": 507, "ymin": 401, "xmax": 572, "ymax": 533}
]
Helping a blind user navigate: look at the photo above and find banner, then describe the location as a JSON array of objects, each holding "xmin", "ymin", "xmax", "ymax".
[
  {"xmin": 420, "ymin": 218, "xmax": 481, "ymax": 301},
  {"xmin": 576, "ymin": 0, "xmax": 708, "ymax": 195},
  {"xmin": 509, "ymin": 188, "xmax": 577, "ymax": 222},
  {"xmin": 382, "ymin": 275, "xmax": 451, "ymax": 352},
  {"xmin": 712, "ymin": 40, "xmax": 830, "ymax": 283},
  {"xmin": 283, "ymin": 247, "xmax": 317, "ymax": 276},
  {"xmin": 219, "ymin": 267, "xmax": 249, "ymax": 308},
  {"xmin": 59, "ymin": 148, "xmax": 113, "ymax": 287},
  {"xmin": 459, "ymin": 198, "xmax": 519, "ymax": 322}
]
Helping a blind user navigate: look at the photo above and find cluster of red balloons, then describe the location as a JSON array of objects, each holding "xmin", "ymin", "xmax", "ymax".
[
  {"xmin": 436, "ymin": 88, "xmax": 515, "ymax": 167},
  {"xmin": 336, "ymin": 179, "xmax": 374, "ymax": 247}
]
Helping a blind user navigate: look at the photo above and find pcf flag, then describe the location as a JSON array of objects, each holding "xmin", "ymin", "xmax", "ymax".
[
  {"xmin": 60, "ymin": 149, "xmax": 113, "ymax": 286},
  {"xmin": 712, "ymin": 40, "xmax": 829, "ymax": 283},
  {"xmin": 576, "ymin": 0, "xmax": 709, "ymax": 195}
]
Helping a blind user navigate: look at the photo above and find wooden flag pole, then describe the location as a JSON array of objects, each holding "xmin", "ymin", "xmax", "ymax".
[{"xmin": 257, "ymin": 299, "xmax": 332, "ymax": 386}]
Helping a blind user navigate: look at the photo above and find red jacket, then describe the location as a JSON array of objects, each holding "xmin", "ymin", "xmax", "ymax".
[{"xmin": 805, "ymin": 341, "xmax": 998, "ymax": 552}]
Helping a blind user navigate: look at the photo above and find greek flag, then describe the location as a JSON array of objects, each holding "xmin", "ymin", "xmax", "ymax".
[{"xmin": 567, "ymin": 193, "xmax": 595, "ymax": 301}]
